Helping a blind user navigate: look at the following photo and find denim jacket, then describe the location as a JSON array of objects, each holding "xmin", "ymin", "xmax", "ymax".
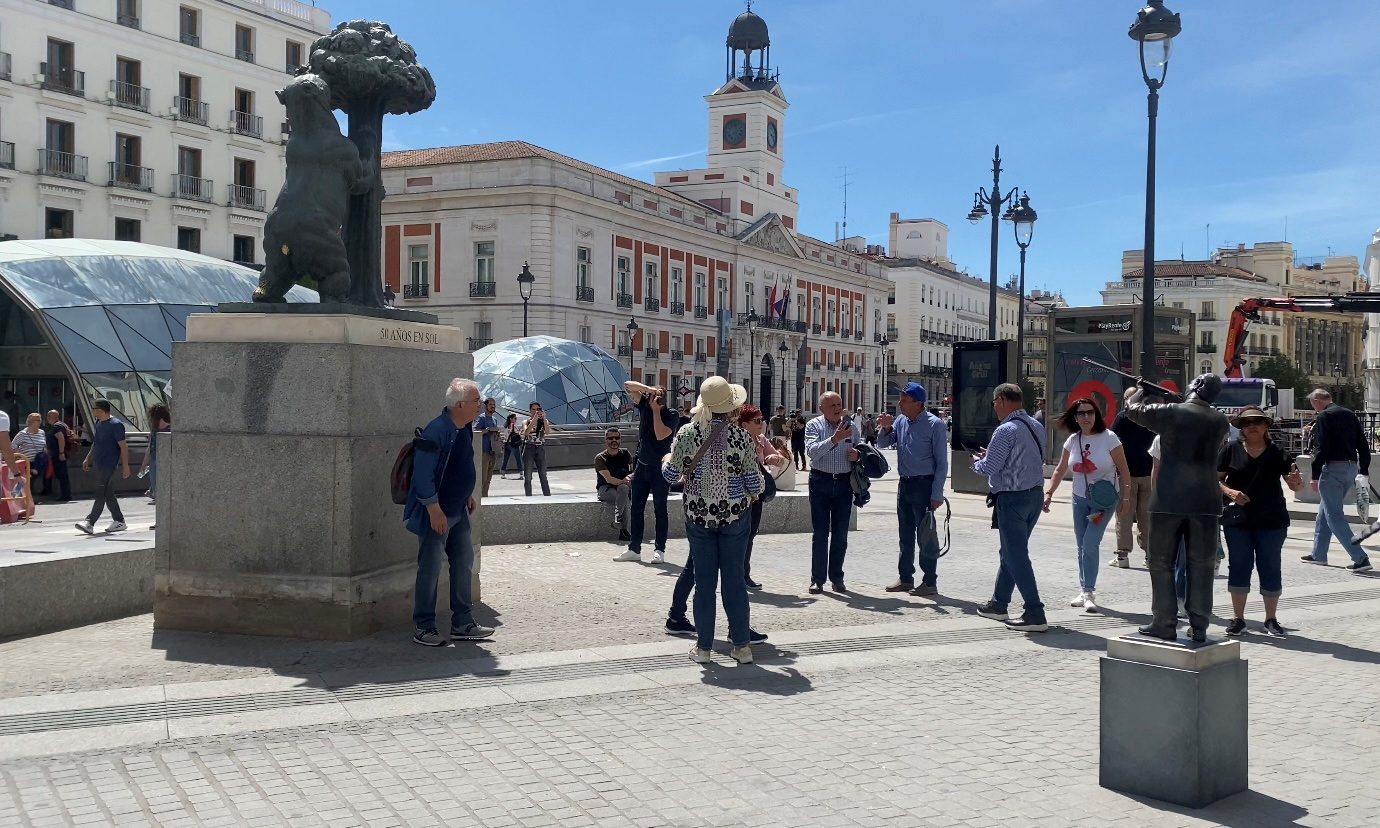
[{"xmin": 403, "ymin": 408, "xmax": 466, "ymax": 536}]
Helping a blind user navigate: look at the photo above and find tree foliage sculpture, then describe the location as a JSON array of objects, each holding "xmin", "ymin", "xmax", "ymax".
[{"xmin": 308, "ymin": 20, "xmax": 436, "ymax": 307}]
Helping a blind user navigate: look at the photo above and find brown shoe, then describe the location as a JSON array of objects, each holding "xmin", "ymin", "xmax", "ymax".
[
  {"xmin": 830, "ymin": 581, "xmax": 847, "ymax": 593},
  {"xmin": 909, "ymin": 584, "xmax": 938, "ymax": 597},
  {"xmin": 885, "ymin": 580, "xmax": 915, "ymax": 592}
]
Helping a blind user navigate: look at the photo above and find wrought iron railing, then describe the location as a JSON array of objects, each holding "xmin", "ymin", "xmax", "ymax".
[
  {"xmin": 670, "ymin": 301, "xmax": 685, "ymax": 316},
  {"xmin": 117, "ymin": 13, "xmax": 140, "ymax": 29},
  {"xmin": 180, "ymin": 32, "xmax": 200, "ymax": 48},
  {"xmin": 469, "ymin": 281, "xmax": 496, "ymax": 298},
  {"xmin": 694, "ymin": 352, "xmax": 707, "ymax": 362},
  {"xmin": 175, "ymin": 97, "xmax": 208, "ymax": 125},
  {"xmin": 235, "ymin": 49, "xmax": 255, "ymax": 64},
  {"xmin": 0, "ymin": 142, "xmax": 13, "ymax": 170},
  {"xmin": 812, "ymin": 325, "xmax": 823, "ymax": 335},
  {"xmin": 172, "ymin": 174, "xmax": 213, "ymax": 201},
  {"xmin": 670, "ymin": 349, "xmax": 684, "ymax": 361},
  {"xmin": 617, "ymin": 345, "xmax": 633, "ymax": 357},
  {"xmin": 694, "ymin": 305, "xmax": 708, "ymax": 319},
  {"xmin": 644, "ymin": 297, "xmax": 660, "ymax": 312},
  {"xmin": 616, "ymin": 292, "xmax": 634, "ymax": 309},
  {"xmin": 110, "ymin": 80, "xmax": 149, "ymax": 111},
  {"xmin": 645, "ymin": 347, "xmax": 659, "ymax": 359},
  {"xmin": 231, "ymin": 110, "xmax": 262, "ymax": 138},
  {"xmin": 404, "ymin": 283, "xmax": 429, "ymax": 299},
  {"xmin": 108, "ymin": 162, "xmax": 153, "ymax": 191},
  {"xmin": 40, "ymin": 64, "xmax": 84, "ymax": 96},
  {"xmin": 228, "ymin": 184, "xmax": 266, "ymax": 211},
  {"xmin": 575, "ymin": 285, "xmax": 594, "ymax": 302},
  {"xmin": 38, "ymin": 149, "xmax": 87, "ymax": 181}
]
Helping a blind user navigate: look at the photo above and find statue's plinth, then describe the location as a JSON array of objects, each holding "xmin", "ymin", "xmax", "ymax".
[
  {"xmin": 154, "ymin": 312, "xmax": 475, "ymax": 639},
  {"xmin": 1099, "ymin": 634, "xmax": 1248, "ymax": 808},
  {"xmin": 218, "ymin": 301, "xmax": 438, "ymax": 325}
]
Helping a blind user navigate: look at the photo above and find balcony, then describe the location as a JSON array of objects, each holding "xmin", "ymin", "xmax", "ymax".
[
  {"xmin": 670, "ymin": 301, "xmax": 685, "ymax": 316},
  {"xmin": 694, "ymin": 305, "xmax": 708, "ymax": 319},
  {"xmin": 812, "ymin": 324, "xmax": 823, "ymax": 335},
  {"xmin": 854, "ymin": 331, "xmax": 865, "ymax": 341},
  {"xmin": 694, "ymin": 352, "xmax": 707, "ymax": 363},
  {"xmin": 841, "ymin": 329, "xmax": 851, "ymax": 339},
  {"xmin": 827, "ymin": 327, "xmax": 837, "ymax": 337},
  {"xmin": 828, "ymin": 363, "xmax": 837, "ymax": 371},
  {"xmin": 175, "ymin": 97, "xmax": 208, "ymax": 125},
  {"xmin": 1200, "ymin": 312, "xmax": 1218, "ymax": 322},
  {"xmin": 469, "ymin": 281, "xmax": 496, "ymax": 298},
  {"xmin": 180, "ymin": 32, "xmax": 200, "ymax": 48},
  {"xmin": 228, "ymin": 184, "xmax": 266, "ymax": 211},
  {"xmin": 39, "ymin": 64, "xmax": 84, "ymax": 96},
  {"xmin": 887, "ymin": 326, "xmax": 900, "ymax": 339},
  {"xmin": 788, "ymin": 320, "xmax": 807, "ymax": 333},
  {"xmin": 0, "ymin": 52, "xmax": 11, "ymax": 82},
  {"xmin": 107, "ymin": 162, "xmax": 153, "ymax": 192},
  {"xmin": 109, "ymin": 80, "xmax": 150, "ymax": 111},
  {"xmin": 1196, "ymin": 343, "xmax": 1218, "ymax": 354},
  {"xmin": 467, "ymin": 338, "xmax": 492, "ymax": 350},
  {"xmin": 1023, "ymin": 349, "xmax": 1047, "ymax": 360},
  {"xmin": 617, "ymin": 345, "xmax": 633, "ymax": 357},
  {"xmin": 235, "ymin": 49, "xmax": 255, "ymax": 64},
  {"xmin": 670, "ymin": 349, "xmax": 684, "ymax": 361},
  {"xmin": 231, "ymin": 111, "xmax": 263, "ymax": 138},
  {"xmin": 812, "ymin": 362, "xmax": 822, "ymax": 370},
  {"xmin": 644, "ymin": 297, "xmax": 660, "ymax": 312},
  {"xmin": 616, "ymin": 292, "xmax": 634, "ymax": 309},
  {"xmin": 172, "ymin": 174, "xmax": 213, "ymax": 202},
  {"xmin": 38, "ymin": 149, "xmax": 87, "ymax": 181},
  {"xmin": 644, "ymin": 347, "xmax": 659, "ymax": 359},
  {"xmin": 117, "ymin": 12, "xmax": 140, "ymax": 29},
  {"xmin": 404, "ymin": 283, "xmax": 429, "ymax": 299},
  {"xmin": 874, "ymin": 366, "xmax": 881, "ymax": 375},
  {"xmin": 575, "ymin": 285, "xmax": 594, "ymax": 303},
  {"xmin": 0, "ymin": 141, "xmax": 12, "ymax": 170}
]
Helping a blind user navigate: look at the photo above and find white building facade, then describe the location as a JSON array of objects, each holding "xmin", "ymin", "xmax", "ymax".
[
  {"xmin": 0, "ymin": 0, "xmax": 330, "ymax": 261},
  {"xmin": 377, "ymin": 10, "xmax": 892, "ymax": 414}
]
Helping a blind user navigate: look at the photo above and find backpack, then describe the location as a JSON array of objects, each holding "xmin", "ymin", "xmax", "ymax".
[{"xmin": 390, "ymin": 427, "xmax": 439, "ymax": 505}]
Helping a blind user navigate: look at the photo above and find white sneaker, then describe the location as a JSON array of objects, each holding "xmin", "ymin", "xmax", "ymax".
[
  {"xmin": 688, "ymin": 646, "xmax": 712, "ymax": 664},
  {"xmin": 612, "ymin": 549, "xmax": 641, "ymax": 562},
  {"xmin": 1083, "ymin": 591, "xmax": 1098, "ymax": 614},
  {"xmin": 650, "ymin": 549, "xmax": 666, "ymax": 565},
  {"xmin": 75, "ymin": 520, "xmax": 94, "ymax": 535},
  {"xmin": 1069, "ymin": 592, "xmax": 1087, "ymax": 608},
  {"xmin": 1107, "ymin": 555, "xmax": 1129, "ymax": 568},
  {"xmin": 730, "ymin": 645, "xmax": 753, "ymax": 664},
  {"xmin": 105, "ymin": 521, "xmax": 127, "ymax": 533}
]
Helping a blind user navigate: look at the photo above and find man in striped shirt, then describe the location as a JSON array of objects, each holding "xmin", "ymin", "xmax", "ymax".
[
  {"xmin": 972, "ymin": 383, "xmax": 1048, "ymax": 632},
  {"xmin": 805, "ymin": 391, "xmax": 863, "ymax": 594}
]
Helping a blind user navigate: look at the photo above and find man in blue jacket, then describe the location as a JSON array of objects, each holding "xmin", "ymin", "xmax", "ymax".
[
  {"xmin": 404, "ymin": 378, "xmax": 495, "ymax": 647},
  {"xmin": 876, "ymin": 382, "xmax": 948, "ymax": 596}
]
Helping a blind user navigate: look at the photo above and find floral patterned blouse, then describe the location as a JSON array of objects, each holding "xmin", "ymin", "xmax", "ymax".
[{"xmin": 662, "ymin": 419, "xmax": 763, "ymax": 528}]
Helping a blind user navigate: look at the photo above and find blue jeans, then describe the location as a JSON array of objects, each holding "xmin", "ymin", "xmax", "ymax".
[
  {"xmin": 1224, "ymin": 525, "xmax": 1287, "ymax": 596},
  {"xmin": 412, "ymin": 510, "xmax": 476, "ymax": 631},
  {"xmin": 897, "ymin": 475, "xmax": 939, "ymax": 586},
  {"xmin": 989, "ymin": 486, "xmax": 1045, "ymax": 621},
  {"xmin": 1311, "ymin": 462, "xmax": 1364, "ymax": 563},
  {"xmin": 500, "ymin": 444, "xmax": 522, "ymax": 473},
  {"xmin": 628, "ymin": 458, "xmax": 671, "ymax": 553},
  {"xmin": 809, "ymin": 472, "xmax": 854, "ymax": 585},
  {"xmin": 686, "ymin": 514, "xmax": 752, "ymax": 650},
  {"xmin": 1071, "ymin": 494, "xmax": 1112, "ymax": 592}
]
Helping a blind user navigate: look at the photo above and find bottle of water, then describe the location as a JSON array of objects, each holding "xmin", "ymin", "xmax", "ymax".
[{"xmin": 10, "ymin": 481, "xmax": 21, "ymax": 499}]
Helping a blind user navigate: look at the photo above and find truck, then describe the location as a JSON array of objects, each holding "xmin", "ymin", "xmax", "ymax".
[{"xmin": 1214, "ymin": 377, "xmax": 1294, "ymax": 421}]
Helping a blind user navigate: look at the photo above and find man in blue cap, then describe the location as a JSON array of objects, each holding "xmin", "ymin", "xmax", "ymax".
[{"xmin": 876, "ymin": 382, "xmax": 949, "ymax": 596}]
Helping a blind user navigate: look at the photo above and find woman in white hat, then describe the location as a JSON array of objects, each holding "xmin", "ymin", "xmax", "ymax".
[
  {"xmin": 1218, "ymin": 406, "xmax": 1303, "ymax": 637},
  {"xmin": 662, "ymin": 376, "xmax": 763, "ymax": 664}
]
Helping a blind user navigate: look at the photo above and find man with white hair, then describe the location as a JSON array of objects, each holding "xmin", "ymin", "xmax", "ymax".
[
  {"xmin": 805, "ymin": 391, "xmax": 862, "ymax": 593},
  {"xmin": 403, "ymin": 378, "xmax": 495, "ymax": 647}
]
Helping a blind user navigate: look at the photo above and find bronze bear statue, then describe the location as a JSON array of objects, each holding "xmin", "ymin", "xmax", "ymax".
[{"xmin": 253, "ymin": 73, "xmax": 373, "ymax": 304}]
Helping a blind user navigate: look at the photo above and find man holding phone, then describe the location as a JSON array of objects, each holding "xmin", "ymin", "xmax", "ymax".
[
  {"xmin": 615, "ymin": 380, "xmax": 678, "ymax": 563},
  {"xmin": 804, "ymin": 391, "xmax": 861, "ymax": 594}
]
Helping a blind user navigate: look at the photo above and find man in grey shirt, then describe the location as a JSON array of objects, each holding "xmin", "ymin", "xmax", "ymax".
[{"xmin": 805, "ymin": 391, "xmax": 862, "ymax": 594}]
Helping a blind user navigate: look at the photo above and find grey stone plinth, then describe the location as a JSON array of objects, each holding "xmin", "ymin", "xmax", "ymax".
[
  {"xmin": 1100, "ymin": 635, "xmax": 1248, "ymax": 809},
  {"xmin": 0, "ymin": 543, "xmax": 154, "ymax": 640},
  {"xmin": 155, "ymin": 314, "xmax": 473, "ymax": 640},
  {"xmin": 217, "ymin": 302, "xmax": 438, "ymax": 325}
]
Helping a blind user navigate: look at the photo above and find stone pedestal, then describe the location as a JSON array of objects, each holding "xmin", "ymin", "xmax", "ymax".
[
  {"xmin": 1100, "ymin": 634, "xmax": 1248, "ymax": 809},
  {"xmin": 154, "ymin": 313, "xmax": 473, "ymax": 640}
]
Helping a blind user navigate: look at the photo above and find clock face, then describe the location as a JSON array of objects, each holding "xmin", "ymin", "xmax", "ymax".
[
  {"xmin": 766, "ymin": 121, "xmax": 778, "ymax": 149},
  {"xmin": 722, "ymin": 117, "xmax": 746, "ymax": 146}
]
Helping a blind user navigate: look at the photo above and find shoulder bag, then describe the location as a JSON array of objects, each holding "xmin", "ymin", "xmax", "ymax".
[
  {"xmin": 682, "ymin": 420, "xmax": 728, "ymax": 488},
  {"xmin": 1221, "ymin": 443, "xmax": 1265, "ymax": 528}
]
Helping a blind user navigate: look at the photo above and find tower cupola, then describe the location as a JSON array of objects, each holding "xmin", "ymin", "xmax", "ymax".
[{"xmin": 726, "ymin": 7, "xmax": 775, "ymax": 86}]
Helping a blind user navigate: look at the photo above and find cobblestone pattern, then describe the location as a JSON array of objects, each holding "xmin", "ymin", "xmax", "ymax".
[
  {"xmin": 0, "ymin": 487, "xmax": 1372, "ymax": 699},
  {"xmin": 2, "ymin": 609, "xmax": 1377, "ymax": 827}
]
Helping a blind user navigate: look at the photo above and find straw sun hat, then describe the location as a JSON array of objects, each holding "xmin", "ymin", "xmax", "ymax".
[{"xmin": 692, "ymin": 376, "xmax": 748, "ymax": 415}]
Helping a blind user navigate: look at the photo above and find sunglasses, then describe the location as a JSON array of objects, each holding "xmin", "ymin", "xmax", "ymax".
[{"xmin": 1075, "ymin": 409, "xmax": 1097, "ymax": 417}]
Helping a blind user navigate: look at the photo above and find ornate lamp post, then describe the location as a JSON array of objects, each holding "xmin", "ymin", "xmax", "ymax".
[
  {"xmin": 517, "ymin": 261, "xmax": 536, "ymax": 337},
  {"xmin": 777, "ymin": 340, "xmax": 789, "ymax": 414},
  {"xmin": 879, "ymin": 336, "xmax": 890, "ymax": 414},
  {"xmin": 626, "ymin": 316, "xmax": 639, "ymax": 383},
  {"xmin": 1129, "ymin": 0, "xmax": 1182, "ymax": 379},
  {"xmin": 967, "ymin": 146, "xmax": 1019, "ymax": 340},
  {"xmin": 746, "ymin": 308, "xmax": 760, "ymax": 403},
  {"xmin": 1009, "ymin": 193, "xmax": 1038, "ymax": 363}
]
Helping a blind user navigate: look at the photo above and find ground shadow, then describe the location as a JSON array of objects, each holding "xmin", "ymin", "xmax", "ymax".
[
  {"xmin": 819, "ymin": 589, "xmax": 924, "ymax": 616},
  {"xmin": 697, "ymin": 662, "xmax": 813, "ymax": 697},
  {"xmin": 1116, "ymin": 788, "xmax": 1309, "ymax": 827},
  {"xmin": 748, "ymin": 589, "xmax": 817, "ymax": 609},
  {"xmin": 1248, "ymin": 630, "xmax": 1380, "ymax": 664}
]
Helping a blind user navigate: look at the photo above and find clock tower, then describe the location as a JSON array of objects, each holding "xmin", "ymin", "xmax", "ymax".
[{"xmin": 656, "ymin": 7, "xmax": 797, "ymax": 232}]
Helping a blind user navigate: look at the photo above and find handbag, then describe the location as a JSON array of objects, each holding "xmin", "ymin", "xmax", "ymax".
[
  {"xmin": 759, "ymin": 462, "xmax": 778, "ymax": 503},
  {"xmin": 1221, "ymin": 443, "xmax": 1265, "ymax": 528}
]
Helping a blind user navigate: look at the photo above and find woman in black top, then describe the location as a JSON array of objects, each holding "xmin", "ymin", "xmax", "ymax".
[
  {"xmin": 789, "ymin": 411, "xmax": 808, "ymax": 471},
  {"xmin": 1217, "ymin": 407, "xmax": 1303, "ymax": 637}
]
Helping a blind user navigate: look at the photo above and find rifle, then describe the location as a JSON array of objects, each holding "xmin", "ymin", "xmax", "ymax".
[{"xmin": 1079, "ymin": 358, "xmax": 1185, "ymax": 403}]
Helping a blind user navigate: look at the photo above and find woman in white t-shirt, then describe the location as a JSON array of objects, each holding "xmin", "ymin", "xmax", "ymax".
[{"xmin": 1043, "ymin": 397, "xmax": 1133, "ymax": 613}]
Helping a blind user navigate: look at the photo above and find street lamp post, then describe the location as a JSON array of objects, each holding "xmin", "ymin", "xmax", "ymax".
[
  {"xmin": 879, "ymin": 336, "xmax": 890, "ymax": 414},
  {"xmin": 626, "ymin": 316, "xmax": 639, "ymax": 383},
  {"xmin": 517, "ymin": 261, "xmax": 536, "ymax": 338},
  {"xmin": 1010, "ymin": 193, "xmax": 1038, "ymax": 364},
  {"xmin": 967, "ymin": 146, "xmax": 1019, "ymax": 340},
  {"xmin": 746, "ymin": 308, "xmax": 760, "ymax": 404},
  {"xmin": 1129, "ymin": 0, "xmax": 1182, "ymax": 380},
  {"xmin": 777, "ymin": 341, "xmax": 789, "ymax": 414}
]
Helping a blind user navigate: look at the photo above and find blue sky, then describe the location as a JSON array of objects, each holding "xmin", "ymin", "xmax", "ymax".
[{"xmin": 325, "ymin": 0, "xmax": 1380, "ymax": 305}]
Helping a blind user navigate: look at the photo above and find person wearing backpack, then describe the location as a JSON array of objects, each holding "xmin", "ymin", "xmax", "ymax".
[
  {"xmin": 403, "ymin": 378, "xmax": 494, "ymax": 647},
  {"xmin": 1042, "ymin": 397, "xmax": 1133, "ymax": 615}
]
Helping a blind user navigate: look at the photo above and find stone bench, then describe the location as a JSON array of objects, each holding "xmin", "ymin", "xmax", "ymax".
[
  {"xmin": 0, "ymin": 535, "xmax": 154, "ymax": 640},
  {"xmin": 479, "ymin": 490, "xmax": 850, "ymax": 546}
]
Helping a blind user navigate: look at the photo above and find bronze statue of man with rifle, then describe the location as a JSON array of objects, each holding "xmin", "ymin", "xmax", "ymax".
[{"xmin": 1123, "ymin": 372, "xmax": 1229, "ymax": 643}]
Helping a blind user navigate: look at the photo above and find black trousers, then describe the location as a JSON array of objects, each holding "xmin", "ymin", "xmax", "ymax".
[
  {"xmin": 743, "ymin": 499, "xmax": 764, "ymax": 581},
  {"xmin": 1145, "ymin": 512, "xmax": 1218, "ymax": 636},
  {"xmin": 87, "ymin": 466, "xmax": 125, "ymax": 524}
]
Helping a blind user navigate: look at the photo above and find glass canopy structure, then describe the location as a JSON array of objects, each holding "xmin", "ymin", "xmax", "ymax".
[
  {"xmin": 473, "ymin": 336, "xmax": 632, "ymax": 426},
  {"xmin": 0, "ymin": 239, "xmax": 315, "ymax": 432}
]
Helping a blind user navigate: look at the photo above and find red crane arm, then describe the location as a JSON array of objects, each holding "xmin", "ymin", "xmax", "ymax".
[{"xmin": 1224, "ymin": 293, "xmax": 1380, "ymax": 378}]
